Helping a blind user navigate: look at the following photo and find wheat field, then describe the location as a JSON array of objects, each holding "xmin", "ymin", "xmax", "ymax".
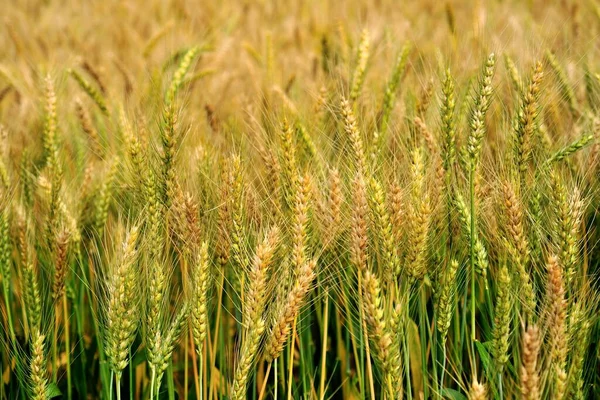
[{"xmin": 1, "ymin": 0, "xmax": 600, "ymax": 399}]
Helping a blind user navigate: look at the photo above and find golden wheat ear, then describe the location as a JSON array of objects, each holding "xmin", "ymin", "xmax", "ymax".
[
  {"xmin": 544, "ymin": 255, "xmax": 568, "ymax": 400},
  {"xmin": 520, "ymin": 324, "xmax": 541, "ymax": 400},
  {"xmin": 231, "ymin": 226, "xmax": 279, "ymax": 400},
  {"xmin": 264, "ymin": 259, "xmax": 317, "ymax": 363},
  {"xmin": 51, "ymin": 228, "xmax": 70, "ymax": 302},
  {"xmin": 75, "ymin": 98, "xmax": 103, "ymax": 159},
  {"xmin": 512, "ymin": 60, "xmax": 543, "ymax": 187},
  {"xmin": 341, "ymin": 96, "xmax": 367, "ymax": 174},
  {"xmin": 468, "ymin": 378, "xmax": 487, "ymax": 400},
  {"xmin": 502, "ymin": 181, "xmax": 536, "ymax": 315}
]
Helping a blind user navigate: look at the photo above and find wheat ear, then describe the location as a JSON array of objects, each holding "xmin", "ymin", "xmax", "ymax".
[
  {"xmin": 520, "ymin": 324, "xmax": 541, "ymax": 400},
  {"xmin": 265, "ymin": 259, "xmax": 316, "ymax": 362},
  {"xmin": 105, "ymin": 226, "xmax": 140, "ymax": 382}
]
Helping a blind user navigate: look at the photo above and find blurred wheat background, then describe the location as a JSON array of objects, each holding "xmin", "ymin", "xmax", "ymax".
[{"xmin": 1, "ymin": 0, "xmax": 600, "ymax": 399}]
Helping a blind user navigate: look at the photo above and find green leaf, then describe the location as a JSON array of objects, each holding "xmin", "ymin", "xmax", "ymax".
[
  {"xmin": 132, "ymin": 346, "xmax": 147, "ymax": 367},
  {"xmin": 407, "ymin": 319, "xmax": 423, "ymax": 395},
  {"xmin": 46, "ymin": 383, "xmax": 62, "ymax": 398},
  {"xmin": 441, "ymin": 388, "xmax": 467, "ymax": 400},
  {"xmin": 475, "ymin": 340, "xmax": 498, "ymax": 396}
]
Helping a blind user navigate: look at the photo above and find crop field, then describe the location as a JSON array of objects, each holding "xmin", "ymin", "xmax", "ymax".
[{"xmin": 1, "ymin": 0, "xmax": 600, "ymax": 399}]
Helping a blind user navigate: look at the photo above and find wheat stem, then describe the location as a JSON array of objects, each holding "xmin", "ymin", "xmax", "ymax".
[
  {"xmin": 318, "ymin": 289, "xmax": 329, "ymax": 400},
  {"xmin": 63, "ymin": 292, "xmax": 72, "ymax": 400}
]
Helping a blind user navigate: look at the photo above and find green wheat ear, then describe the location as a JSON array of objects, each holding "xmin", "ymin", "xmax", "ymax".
[
  {"xmin": 513, "ymin": 60, "xmax": 543, "ymax": 186},
  {"xmin": 545, "ymin": 50, "xmax": 578, "ymax": 117},
  {"xmin": 165, "ymin": 46, "xmax": 200, "ymax": 106},
  {"xmin": 492, "ymin": 264, "xmax": 512, "ymax": 367},
  {"xmin": 29, "ymin": 330, "xmax": 49, "ymax": 400},
  {"xmin": 547, "ymin": 134, "xmax": 594, "ymax": 164},
  {"xmin": 69, "ymin": 69, "xmax": 109, "ymax": 116},
  {"xmin": 440, "ymin": 68, "xmax": 456, "ymax": 172},
  {"xmin": 466, "ymin": 53, "xmax": 496, "ymax": 170},
  {"xmin": 380, "ymin": 43, "xmax": 411, "ymax": 133},
  {"xmin": 350, "ymin": 29, "xmax": 370, "ymax": 103},
  {"xmin": 435, "ymin": 259, "xmax": 459, "ymax": 343}
]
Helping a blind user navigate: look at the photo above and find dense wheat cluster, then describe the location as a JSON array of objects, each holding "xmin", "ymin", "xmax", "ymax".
[{"xmin": 2, "ymin": 0, "xmax": 600, "ymax": 399}]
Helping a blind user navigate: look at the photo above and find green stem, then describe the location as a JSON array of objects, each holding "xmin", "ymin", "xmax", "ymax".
[
  {"xmin": 432, "ymin": 328, "xmax": 438, "ymax": 399},
  {"xmin": 2, "ymin": 281, "xmax": 23, "ymax": 400},
  {"xmin": 130, "ymin": 349, "xmax": 134, "ymax": 400},
  {"xmin": 1, "ymin": 278, "xmax": 24, "ymax": 400},
  {"xmin": 319, "ymin": 290, "xmax": 329, "ymax": 400},
  {"xmin": 53, "ymin": 310, "xmax": 58, "ymax": 382},
  {"xmin": 110, "ymin": 370, "xmax": 114, "ymax": 400},
  {"xmin": 116, "ymin": 372, "xmax": 122, "ymax": 400},
  {"xmin": 199, "ymin": 351, "xmax": 203, "ymax": 400},
  {"xmin": 2, "ymin": 283, "xmax": 15, "ymax": 347},
  {"xmin": 258, "ymin": 362, "xmax": 272, "ymax": 400},
  {"xmin": 419, "ymin": 287, "xmax": 429, "ymax": 399},
  {"xmin": 402, "ymin": 282, "xmax": 412, "ymax": 400},
  {"xmin": 151, "ymin": 367, "xmax": 156, "ymax": 400},
  {"xmin": 440, "ymin": 343, "xmax": 447, "ymax": 395},
  {"xmin": 469, "ymin": 167, "xmax": 476, "ymax": 344},
  {"xmin": 63, "ymin": 293, "xmax": 72, "ymax": 400},
  {"xmin": 167, "ymin": 363, "xmax": 175, "ymax": 400},
  {"xmin": 208, "ymin": 273, "xmax": 225, "ymax": 400},
  {"xmin": 498, "ymin": 370, "xmax": 503, "ymax": 400},
  {"xmin": 404, "ymin": 326, "xmax": 412, "ymax": 400},
  {"xmin": 287, "ymin": 318, "xmax": 297, "ymax": 399},
  {"xmin": 274, "ymin": 358, "xmax": 278, "ymax": 400},
  {"xmin": 432, "ymin": 319, "xmax": 440, "ymax": 399},
  {"xmin": 184, "ymin": 332, "xmax": 188, "ymax": 400},
  {"xmin": 75, "ymin": 281, "xmax": 88, "ymax": 396}
]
